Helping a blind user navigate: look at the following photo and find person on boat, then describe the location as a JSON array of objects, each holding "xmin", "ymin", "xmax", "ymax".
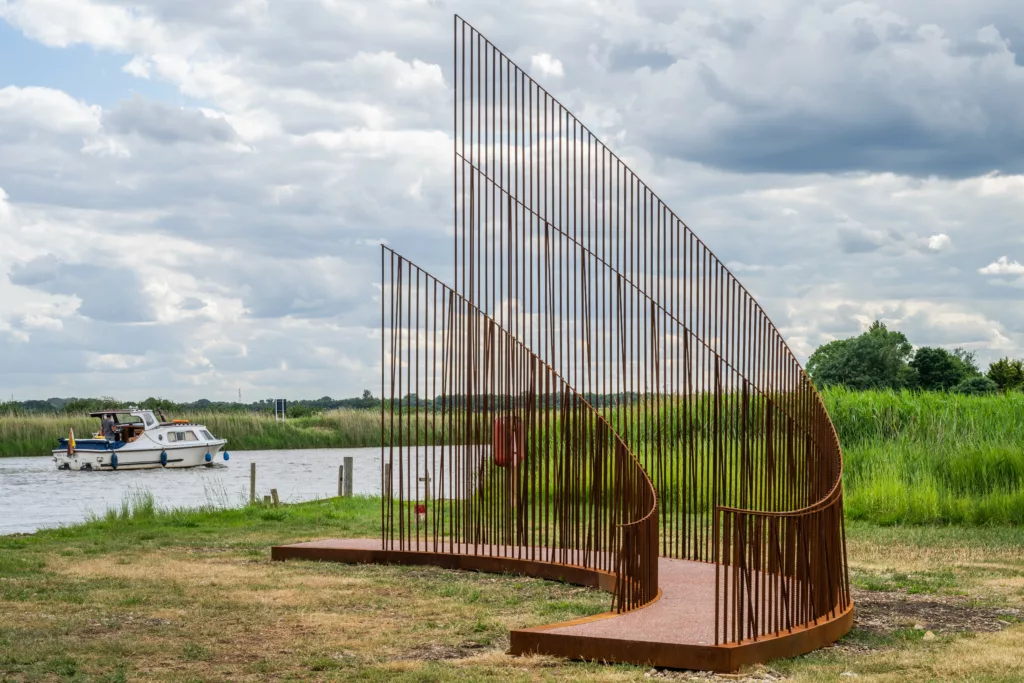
[{"xmin": 101, "ymin": 414, "xmax": 118, "ymax": 442}]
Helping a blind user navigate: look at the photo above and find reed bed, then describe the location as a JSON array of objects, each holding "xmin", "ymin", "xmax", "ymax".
[
  {"xmin": 0, "ymin": 409, "xmax": 402, "ymax": 457},
  {"xmin": 0, "ymin": 414, "xmax": 99, "ymax": 457},
  {"xmin": 6, "ymin": 388, "xmax": 1024, "ymax": 525},
  {"xmin": 823, "ymin": 387, "xmax": 1024, "ymax": 525}
]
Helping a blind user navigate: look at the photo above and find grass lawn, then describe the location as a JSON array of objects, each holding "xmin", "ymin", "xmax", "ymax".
[{"xmin": 2, "ymin": 499, "xmax": 1024, "ymax": 682}]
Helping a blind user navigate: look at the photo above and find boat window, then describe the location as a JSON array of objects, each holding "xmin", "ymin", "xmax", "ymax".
[
  {"xmin": 166, "ymin": 430, "xmax": 200, "ymax": 442},
  {"xmin": 201, "ymin": 430, "xmax": 215, "ymax": 440},
  {"xmin": 142, "ymin": 413, "xmax": 156, "ymax": 427}
]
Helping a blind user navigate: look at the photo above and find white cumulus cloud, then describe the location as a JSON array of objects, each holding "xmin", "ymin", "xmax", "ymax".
[{"xmin": 980, "ymin": 256, "xmax": 1024, "ymax": 275}]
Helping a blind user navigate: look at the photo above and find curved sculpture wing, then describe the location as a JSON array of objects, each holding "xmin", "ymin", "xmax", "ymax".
[{"xmin": 379, "ymin": 14, "xmax": 849, "ymax": 653}]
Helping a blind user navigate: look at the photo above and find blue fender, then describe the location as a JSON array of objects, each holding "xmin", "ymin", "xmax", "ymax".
[
  {"xmin": 110, "ymin": 453, "xmax": 118, "ymax": 470},
  {"xmin": 223, "ymin": 451, "xmax": 230, "ymax": 461},
  {"xmin": 160, "ymin": 451, "xmax": 168, "ymax": 467},
  {"xmin": 204, "ymin": 452, "xmax": 212, "ymax": 462}
]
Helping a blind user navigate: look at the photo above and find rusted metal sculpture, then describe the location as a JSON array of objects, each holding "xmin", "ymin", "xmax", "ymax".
[{"xmin": 278, "ymin": 16, "xmax": 851, "ymax": 670}]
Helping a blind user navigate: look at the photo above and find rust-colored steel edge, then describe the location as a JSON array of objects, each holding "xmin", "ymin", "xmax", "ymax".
[
  {"xmin": 509, "ymin": 601, "xmax": 854, "ymax": 673},
  {"xmin": 271, "ymin": 543, "xmax": 621, "ymax": 593},
  {"xmin": 271, "ymin": 542, "xmax": 663, "ymax": 626}
]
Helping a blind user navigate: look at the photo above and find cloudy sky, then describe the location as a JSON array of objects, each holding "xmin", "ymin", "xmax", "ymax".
[{"xmin": 1, "ymin": 0, "xmax": 1022, "ymax": 402}]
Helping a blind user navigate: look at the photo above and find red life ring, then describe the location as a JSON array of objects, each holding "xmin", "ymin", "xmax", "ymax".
[{"xmin": 492, "ymin": 417, "xmax": 525, "ymax": 468}]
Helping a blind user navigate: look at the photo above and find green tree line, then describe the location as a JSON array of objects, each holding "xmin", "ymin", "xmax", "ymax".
[
  {"xmin": 0, "ymin": 391, "xmax": 382, "ymax": 417},
  {"xmin": 807, "ymin": 321, "xmax": 1024, "ymax": 394}
]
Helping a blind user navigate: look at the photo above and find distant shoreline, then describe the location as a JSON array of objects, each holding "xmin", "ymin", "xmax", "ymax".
[{"xmin": 0, "ymin": 408, "xmax": 389, "ymax": 458}]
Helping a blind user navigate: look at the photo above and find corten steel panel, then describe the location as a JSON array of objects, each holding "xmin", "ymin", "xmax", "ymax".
[
  {"xmin": 279, "ymin": 14, "xmax": 851, "ymax": 670},
  {"xmin": 509, "ymin": 605, "xmax": 855, "ymax": 672},
  {"xmin": 272, "ymin": 539, "xmax": 621, "ymax": 593}
]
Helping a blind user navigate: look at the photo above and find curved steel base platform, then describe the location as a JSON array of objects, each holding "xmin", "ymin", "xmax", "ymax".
[{"xmin": 271, "ymin": 538, "xmax": 853, "ymax": 672}]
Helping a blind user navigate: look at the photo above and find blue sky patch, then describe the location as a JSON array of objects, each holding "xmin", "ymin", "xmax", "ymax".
[{"xmin": 0, "ymin": 19, "xmax": 190, "ymax": 107}]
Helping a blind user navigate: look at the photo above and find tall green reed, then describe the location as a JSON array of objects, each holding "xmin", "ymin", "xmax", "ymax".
[{"xmin": 823, "ymin": 387, "xmax": 1024, "ymax": 525}]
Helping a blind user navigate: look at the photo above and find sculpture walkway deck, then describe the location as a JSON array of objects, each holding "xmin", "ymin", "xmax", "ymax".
[{"xmin": 271, "ymin": 538, "xmax": 853, "ymax": 672}]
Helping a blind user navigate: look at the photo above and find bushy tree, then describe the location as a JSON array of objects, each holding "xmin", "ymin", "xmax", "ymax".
[
  {"xmin": 807, "ymin": 321, "xmax": 915, "ymax": 390},
  {"xmin": 910, "ymin": 346, "xmax": 978, "ymax": 391},
  {"xmin": 953, "ymin": 376, "xmax": 999, "ymax": 395},
  {"xmin": 987, "ymin": 357, "xmax": 1024, "ymax": 392},
  {"xmin": 951, "ymin": 347, "xmax": 982, "ymax": 376}
]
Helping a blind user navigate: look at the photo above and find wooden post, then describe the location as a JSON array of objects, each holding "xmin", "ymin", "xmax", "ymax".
[
  {"xmin": 250, "ymin": 462, "xmax": 256, "ymax": 504},
  {"xmin": 384, "ymin": 463, "xmax": 391, "ymax": 501},
  {"xmin": 263, "ymin": 495, "xmax": 271, "ymax": 504},
  {"xmin": 270, "ymin": 488, "xmax": 280, "ymax": 507},
  {"xmin": 343, "ymin": 456, "xmax": 354, "ymax": 497},
  {"xmin": 338, "ymin": 464, "xmax": 344, "ymax": 497}
]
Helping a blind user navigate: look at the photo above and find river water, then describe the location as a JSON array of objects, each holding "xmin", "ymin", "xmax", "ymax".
[{"xmin": 0, "ymin": 448, "xmax": 388, "ymax": 536}]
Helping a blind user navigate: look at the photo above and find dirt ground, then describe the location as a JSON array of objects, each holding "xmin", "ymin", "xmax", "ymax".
[{"xmin": 850, "ymin": 587, "xmax": 1021, "ymax": 637}]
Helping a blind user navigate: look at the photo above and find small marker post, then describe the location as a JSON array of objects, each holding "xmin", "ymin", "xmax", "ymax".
[{"xmin": 343, "ymin": 456, "xmax": 354, "ymax": 497}]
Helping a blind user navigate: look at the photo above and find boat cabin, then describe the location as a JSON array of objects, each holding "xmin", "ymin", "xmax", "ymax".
[{"xmin": 89, "ymin": 409, "xmax": 160, "ymax": 442}]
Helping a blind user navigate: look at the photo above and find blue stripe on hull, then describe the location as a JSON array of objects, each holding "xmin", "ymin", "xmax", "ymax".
[{"xmin": 57, "ymin": 439, "xmax": 124, "ymax": 451}]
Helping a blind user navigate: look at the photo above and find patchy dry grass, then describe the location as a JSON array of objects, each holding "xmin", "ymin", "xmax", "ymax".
[
  {"xmin": 3, "ymin": 503, "xmax": 1024, "ymax": 681},
  {"xmin": 845, "ymin": 522, "xmax": 1024, "ymax": 612},
  {"xmin": 0, "ymin": 550, "xmax": 619, "ymax": 681}
]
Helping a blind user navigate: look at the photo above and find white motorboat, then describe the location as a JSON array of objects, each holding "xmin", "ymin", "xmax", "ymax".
[{"xmin": 52, "ymin": 408, "xmax": 229, "ymax": 471}]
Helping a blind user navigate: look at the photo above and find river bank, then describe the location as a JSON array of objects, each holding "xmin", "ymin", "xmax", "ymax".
[
  {"xmin": 0, "ymin": 448, "xmax": 386, "ymax": 535},
  {"xmin": 2, "ymin": 497, "xmax": 1023, "ymax": 681}
]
